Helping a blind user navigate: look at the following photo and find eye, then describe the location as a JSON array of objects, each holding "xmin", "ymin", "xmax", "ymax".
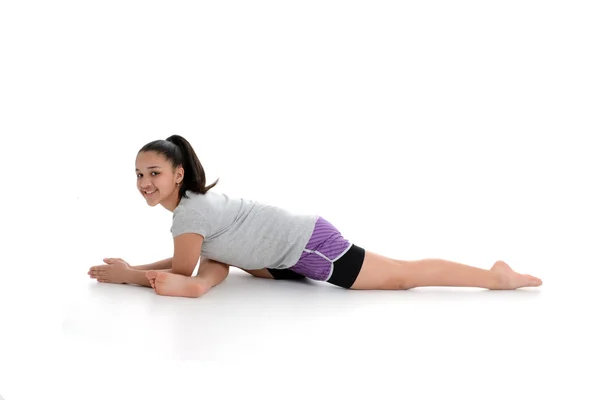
[{"xmin": 136, "ymin": 171, "xmax": 159, "ymax": 178}]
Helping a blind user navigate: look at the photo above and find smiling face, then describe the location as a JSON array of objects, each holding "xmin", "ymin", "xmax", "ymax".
[{"xmin": 135, "ymin": 151, "xmax": 184, "ymax": 211}]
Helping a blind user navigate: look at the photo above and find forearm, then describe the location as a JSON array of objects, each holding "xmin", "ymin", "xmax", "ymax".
[
  {"xmin": 130, "ymin": 257, "xmax": 172, "ymax": 271},
  {"xmin": 125, "ymin": 268, "xmax": 172, "ymax": 287}
]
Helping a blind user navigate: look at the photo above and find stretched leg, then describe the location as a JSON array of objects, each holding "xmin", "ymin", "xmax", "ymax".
[
  {"xmin": 147, "ymin": 259, "xmax": 230, "ymax": 298},
  {"xmin": 146, "ymin": 271, "xmax": 207, "ymax": 297},
  {"xmin": 350, "ymin": 250, "xmax": 543, "ymax": 290},
  {"xmin": 237, "ymin": 267, "xmax": 274, "ymax": 279},
  {"xmin": 237, "ymin": 267, "xmax": 306, "ymax": 281}
]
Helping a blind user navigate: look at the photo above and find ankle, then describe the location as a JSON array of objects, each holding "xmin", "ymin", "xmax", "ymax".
[
  {"xmin": 193, "ymin": 282, "xmax": 209, "ymax": 297},
  {"xmin": 490, "ymin": 270, "xmax": 506, "ymax": 290}
]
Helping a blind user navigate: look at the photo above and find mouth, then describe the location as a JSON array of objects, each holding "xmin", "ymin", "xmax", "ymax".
[{"xmin": 143, "ymin": 189, "xmax": 158, "ymax": 197}]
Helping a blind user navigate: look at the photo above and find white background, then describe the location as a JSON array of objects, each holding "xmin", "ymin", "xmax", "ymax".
[{"xmin": 0, "ymin": 1, "xmax": 598, "ymax": 399}]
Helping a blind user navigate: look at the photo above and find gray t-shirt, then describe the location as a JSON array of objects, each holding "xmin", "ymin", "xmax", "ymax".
[{"xmin": 171, "ymin": 190, "xmax": 318, "ymax": 270}]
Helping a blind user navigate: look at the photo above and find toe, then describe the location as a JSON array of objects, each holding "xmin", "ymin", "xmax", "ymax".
[
  {"xmin": 526, "ymin": 275, "xmax": 542, "ymax": 285},
  {"xmin": 146, "ymin": 271, "xmax": 157, "ymax": 280},
  {"xmin": 528, "ymin": 277, "xmax": 542, "ymax": 286}
]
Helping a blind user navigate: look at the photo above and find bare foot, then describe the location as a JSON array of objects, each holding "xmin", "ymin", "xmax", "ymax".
[
  {"xmin": 150, "ymin": 271, "xmax": 207, "ymax": 298},
  {"xmin": 146, "ymin": 271, "xmax": 157, "ymax": 289},
  {"xmin": 491, "ymin": 260, "xmax": 543, "ymax": 289}
]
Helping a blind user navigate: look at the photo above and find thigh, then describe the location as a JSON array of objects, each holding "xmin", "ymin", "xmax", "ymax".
[
  {"xmin": 349, "ymin": 250, "xmax": 410, "ymax": 290},
  {"xmin": 237, "ymin": 267, "xmax": 308, "ymax": 280},
  {"xmin": 300, "ymin": 233, "xmax": 408, "ymax": 290},
  {"xmin": 237, "ymin": 267, "xmax": 274, "ymax": 279}
]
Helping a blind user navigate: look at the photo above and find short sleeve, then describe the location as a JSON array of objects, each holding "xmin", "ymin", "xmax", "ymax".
[{"xmin": 171, "ymin": 206, "xmax": 211, "ymax": 238}]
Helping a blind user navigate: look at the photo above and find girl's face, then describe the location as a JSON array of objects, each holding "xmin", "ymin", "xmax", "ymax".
[{"xmin": 135, "ymin": 151, "xmax": 183, "ymax": 208}]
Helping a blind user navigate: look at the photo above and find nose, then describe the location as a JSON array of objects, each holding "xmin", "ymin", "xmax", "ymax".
[{"xmin": 139, "ymin": 176, "xmax": 153, "ymax": 189}]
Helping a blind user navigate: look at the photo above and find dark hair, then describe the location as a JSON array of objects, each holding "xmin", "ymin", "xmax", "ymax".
[{"xmin": 138, "ymin": 134, "xmax": 219, "ymax": 200}]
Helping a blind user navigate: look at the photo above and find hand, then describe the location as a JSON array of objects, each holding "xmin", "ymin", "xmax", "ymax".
[{"xmin": 88, "ymin": 258, "xmax": 131, "ymax": 284}]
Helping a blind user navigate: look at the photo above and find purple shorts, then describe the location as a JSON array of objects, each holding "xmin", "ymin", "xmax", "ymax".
[{"xmin": 270, "ymin": 216, "xmax": 366, "ymax": 288}]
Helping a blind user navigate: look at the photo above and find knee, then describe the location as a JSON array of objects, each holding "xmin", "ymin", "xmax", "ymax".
[
  {"xmin": 395, "ymin": 280, "xmax": 415, "ymax": 290},
  {"xmin": 395, "ymin": 270, "xmax": 417, "ymax": 290},
  {"xmin": 383, "ymin": 275, "xmax": 414, "ymax": 290},
  {"xmin": 397, "ymin": 261, "xmax": 419, "ymax": 289},
  {"xmin": 376, "ymin": 263, "xmax": 416, "ymax": 290}
]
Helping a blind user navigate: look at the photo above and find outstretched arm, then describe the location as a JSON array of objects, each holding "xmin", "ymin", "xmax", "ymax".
[
  {"xmin": 130, "ymin": 257, "xmax": 172, "ymax": 271},
  {"xmin": 127, "ymin": 257, "xmax": 228, "ymax": 290},
  {"xmin": 89, "ymin": 257, "xmax": 170, "ymax": 286}
]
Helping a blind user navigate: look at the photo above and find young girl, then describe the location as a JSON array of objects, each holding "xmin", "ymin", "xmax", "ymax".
[{"xmin": 88, "ymin": 135, "xmax": 543, "ymax": 297}]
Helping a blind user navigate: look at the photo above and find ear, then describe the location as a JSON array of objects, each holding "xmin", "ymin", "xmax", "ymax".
[{"xmin": 175, "ymin": 165, "xmax": 184, "ymax": 182}]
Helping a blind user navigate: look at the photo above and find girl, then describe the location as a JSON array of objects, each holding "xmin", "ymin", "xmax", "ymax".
[{"xmin": 88, "ymin": 135, "xmax": 543, "ymax": 297}]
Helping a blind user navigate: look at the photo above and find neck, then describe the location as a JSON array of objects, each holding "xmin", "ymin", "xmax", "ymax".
[{"xmin": 162, "ymin": 190, "xmax": 182, "ymax": 212}]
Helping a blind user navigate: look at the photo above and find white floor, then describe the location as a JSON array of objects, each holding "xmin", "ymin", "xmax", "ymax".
[{"xmin": 1, "ymin": 256, "xmax": 598, "ymax": 400}]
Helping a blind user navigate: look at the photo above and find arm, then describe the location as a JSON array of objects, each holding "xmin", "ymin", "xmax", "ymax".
[
  {"xmin": 196, "ymin": 258, "xmax": 230, "ymax": 290},
  {"xmin": 130, "ymin": 257, "xmax": 172, "ymax": 271},
  {"xmin": 172, "ymin": 233, "xmax": 204, "ymax": 276},
  {"xmin": 124, "ymin": 258, "xmax": 228, "ymax": 289},
  {"xmin": 124, "ymin": 232, "xmax": 204, "ymax": 287}
]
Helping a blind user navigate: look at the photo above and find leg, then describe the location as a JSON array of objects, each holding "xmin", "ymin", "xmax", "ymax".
[
  {"xmin": 146, "ymin": 271, "xmax": 207, "ymax": 297},
  {"xmin": 146, "ymin": 259, "xmax": 230, "ymax": 298},
  {"xmin": 237, "ymin": 267, "xmax": 306, "ymax": 280},
  {"xmin": 237, "ymin": 267, "xmax": 274, "ymax": 279},
  {"xmin": 350, "ymin": 250, "xmax": 543, "ymax": 290}
]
